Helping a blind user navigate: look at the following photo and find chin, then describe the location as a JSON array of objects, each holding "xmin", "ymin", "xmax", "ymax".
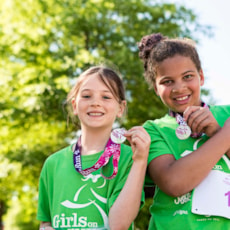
[{"xmin": 171, "ymin": 106, "xmax": 186, "ymax": 114}]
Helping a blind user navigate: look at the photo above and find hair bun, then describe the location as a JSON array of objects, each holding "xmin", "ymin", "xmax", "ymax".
[{"xmin": 138, "ymin": 33, "xmax": 165, "ymax": 59}]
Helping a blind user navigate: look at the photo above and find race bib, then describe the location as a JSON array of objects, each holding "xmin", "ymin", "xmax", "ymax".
[{"xmin": 192, "ymin": 170, "xmax": 230, "ymax": 219}]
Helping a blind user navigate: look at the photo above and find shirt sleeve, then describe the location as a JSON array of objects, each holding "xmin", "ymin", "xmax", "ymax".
[
  {"xmin": 143, "ymin": 120, "xmax": 172, "ymax": 165},
  {"xmin": 36, "ymin": 160, "xmax": 52, "ymax": 222}
]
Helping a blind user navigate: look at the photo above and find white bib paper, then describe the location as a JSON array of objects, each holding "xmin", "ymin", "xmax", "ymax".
[{"xmin": 192, "ymin": 170, "xmax": 230, "ymax": 219}]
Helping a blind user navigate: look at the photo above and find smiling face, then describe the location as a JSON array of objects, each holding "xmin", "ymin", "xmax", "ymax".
[
  {"xmin": 154, "ymin": 55, "xmax": 204, "ymax": 113},
  {"xmin": 72, "ymin": 73, "xmax": 126, "ymax": 131}
]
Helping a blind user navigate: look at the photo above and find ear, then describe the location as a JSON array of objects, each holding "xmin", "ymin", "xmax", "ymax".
[
  {"xmin": 153, "ymin": 82, "xmax": 159, "ymax": 96},
  {"xmin": 117, "ymin": 100, "xmax": 126, "ymax": 118},
  {"xmin": 71, "ymin": 98, "xmax": 78, "ymax": 115},
  {"xmin": 199, "ymin": 69, "xmax": 205, "ymax": 86}
]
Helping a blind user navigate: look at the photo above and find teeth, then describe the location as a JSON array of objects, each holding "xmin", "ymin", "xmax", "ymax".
[
  {"xmin": 89, "ymin": 113, "xmax": 102, "ymax": 116},
  {"xmin": 176, "ymin": 96, "xmax": 188, "ymax": 101}
]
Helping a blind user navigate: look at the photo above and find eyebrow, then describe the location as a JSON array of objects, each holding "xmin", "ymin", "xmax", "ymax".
[
  {"xmin": 182, "ymin": 70, "xmax": 195, "ymax": 75},
  {"xmin": 81, "ymin": 88, "xmax": 112, "ymax": 93},
  {"xmin": 159, "ymin": 70, "xmax": 195, "ymax": 79}
]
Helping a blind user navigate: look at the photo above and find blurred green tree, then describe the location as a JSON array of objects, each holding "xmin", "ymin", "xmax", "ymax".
[{"xmin": 0, "ymin": 0, "xmax": 211, "ymax": 229}]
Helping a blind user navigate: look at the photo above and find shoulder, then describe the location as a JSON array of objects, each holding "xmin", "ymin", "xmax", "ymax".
[
  {"xmin": 44, "ymin": 145, "xmax": 72, "ymax": 166},
  {"xmin": 143, "ymin": 114, "xmax": 176, "ymax": 136},
  {"xmin": 210, "ymin": 104, "xmax": 230, "ymax": 113},
  {"xmin": 210, "ymin": 104, "xmax": 230, "ymax": 125},
  {"xmin": 143, "ymin": 114, "xmax": 173, "ymax": 127}
]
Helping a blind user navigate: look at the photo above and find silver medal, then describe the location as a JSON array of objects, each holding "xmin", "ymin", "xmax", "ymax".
[
  {"xmin": 176, "ymin": 124, "xmax": 191, "ymax": 140},
  {"xmin": 111, "ymin": 128, "xmax": 126, "ymax": 144}
]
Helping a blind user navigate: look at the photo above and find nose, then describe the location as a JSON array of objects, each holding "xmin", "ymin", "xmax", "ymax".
[
  {"xmin": 172, "ymin": 81, "xmax": 186, "ymax": 93},
  {"xmin": 90, "ymin": 96, "xmax": 101, "ymax": 106}
]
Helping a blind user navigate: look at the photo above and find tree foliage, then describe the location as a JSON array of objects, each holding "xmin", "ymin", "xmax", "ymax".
[{"xmin": 0, "ymin": 0, "xmax": 211, "ymax": 229}]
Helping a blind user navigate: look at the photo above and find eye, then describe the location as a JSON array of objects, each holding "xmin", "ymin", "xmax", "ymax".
[
  {"xmin": 103, "ymin": 95, "xmax": 111, "ymax": 99},
  {"xmin": 184, "ymin": 74, "xmax": 193, "ymax": 80},
  {"xmin": 161, "ymin": 79, "xmax": 173, "ymax": 85},
  {"xmin": 82, "ymin": 94, "xmax": 90, "ymax": 98}
]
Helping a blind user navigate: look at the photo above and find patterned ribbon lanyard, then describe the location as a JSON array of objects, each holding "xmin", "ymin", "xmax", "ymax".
[
  {"xmin": 169, "ymin": 102, "xmax": 209, "ymax": 140},
  {"xmin": 73, "ymin": 137, "xmax": 121, "ymax": 179}
]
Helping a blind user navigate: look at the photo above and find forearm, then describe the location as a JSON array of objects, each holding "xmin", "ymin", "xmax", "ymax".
[
  {"xmin": 152, "ymin": 126, "xmax": 230, "ymax": 197},
  {"xmin": 39, "ymin": 222, "xmax": 54, "ymax": 230},
  {"xmin": 108, "ymin": 160, "xmax": 147, "ymax": 230}
]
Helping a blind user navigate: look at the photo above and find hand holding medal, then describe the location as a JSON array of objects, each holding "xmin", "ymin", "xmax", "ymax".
[
  {"xmin": 171, "ymin": 103, "xmax": 210, "ymax": 140},
  {"xmin": 123, "ymin": 126, "xmax": 150, "ymax": 162},
  {"xmin": 183, "ymin": 104, "xmax": 220, "ymax": 138}
]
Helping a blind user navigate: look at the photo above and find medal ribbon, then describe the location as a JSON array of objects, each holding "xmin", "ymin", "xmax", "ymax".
[
  {"xmin": 169, "ymin": 102, "xmax": 209, "ymax": 138},
  {"xmin": 73, "ymin": 137, "xmax": 121, "ymax": 179}
]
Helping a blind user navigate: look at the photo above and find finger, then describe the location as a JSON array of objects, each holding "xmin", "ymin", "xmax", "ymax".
[
  {"xmin": 131, "ymin": 131, "xmax": 150, "ymax": 145},
  {"xmin": 124, "ymin": 127, "xmax": 146, "ymax": 139},
  {"xmin": 132, "ymin": 134, "xmax": 150, "ymax": 152},
  {"xmin": 192, "ymin": 116, "xmax": 208, "ymax": 133},
  {"xmin": 188, "ymin": 111, "xmax": 208, "ymax": 133},
  {"xmin": 183, "ymin": 106, "xmax": 201, "ymax": 121},
  {"xmin": 125, "ymin": 135, "xmax": 132, "ymax": 143},
  {"xmin": 186, "ymin": 107, "xmax": 208, "ymax": 129},
  {"xmin": 125, "ymin": 126, "xmax": 150, "ymax": 148}
]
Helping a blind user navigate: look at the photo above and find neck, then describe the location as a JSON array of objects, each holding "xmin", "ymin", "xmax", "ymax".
[{"xmin": 79, "ymin": 128, "xmax": 112, "ymax": 155}]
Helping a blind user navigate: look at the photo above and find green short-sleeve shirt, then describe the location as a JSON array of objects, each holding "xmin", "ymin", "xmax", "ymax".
[
  {"xmin": 144, "ymin": 105, "xmax": 230, "ymax": 230},
  {"xmin": 37, "ymin": 143, "xmax": 144, "ymax": 230}
]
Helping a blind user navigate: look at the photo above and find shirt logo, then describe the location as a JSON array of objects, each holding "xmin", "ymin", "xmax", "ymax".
[{"xmin": 53, "ymin": 174, "xmax": 108, "ymax": 229}]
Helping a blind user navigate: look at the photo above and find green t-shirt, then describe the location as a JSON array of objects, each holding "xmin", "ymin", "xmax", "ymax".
[
  {"xmin": 37, "ymin": 143, "xmax": 143, "ymax": 230},
  {"xmin": 144, "ymin": 105, "xmax": 230, "ymax": 230}
]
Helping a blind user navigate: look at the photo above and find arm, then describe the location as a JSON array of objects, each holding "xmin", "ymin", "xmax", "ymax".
[
  {"xmin": 108, "ymin": 126, "xmax": 150, "ymax": 230},
  {"xmin": 148, "ymin": 115, "xmax": 230, "ymax": 197},
  {"xmin": 37, "ymin": 162, "xmax": 54, "ymax": 230},
  {"xmin": 39, "ymin": 222, "xmax": 54, "ymax": 230}
]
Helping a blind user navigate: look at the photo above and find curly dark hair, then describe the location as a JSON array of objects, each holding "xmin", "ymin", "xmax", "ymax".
[{"xmin": 137, "ymin": 33, "xmax": 202, "ymax": 88}]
